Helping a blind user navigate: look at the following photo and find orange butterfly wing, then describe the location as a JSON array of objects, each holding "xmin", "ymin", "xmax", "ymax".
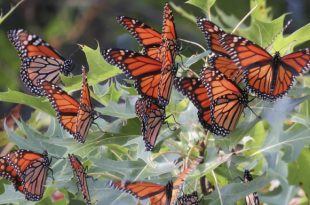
[
  {"xmin": 155, "ymin": 4, "xmax": 178, "ymax": 106},
  {"xmin": 68, "ymin": 154, "xmax": 91, "ymax": 205},
  {"xmin": 171, "ymin": 157, "xmax": 202, "ymax": 204},
  {"xmin": 7, "ymin": 29, "xmax": 72, "ymax": 96},
  {"xmin": 0, "ymin": 155, "xmax": 24, "ymax": 193},
  {"xmin": 174, "ymin": 77, "xmax": 215, "ymax": 133},
  {"xmin": 21, "ymin": 151, "xmax": 51, "ymax": 201},
  {"xmin": 102, "ymin": 48, "xmax": 162, "ymax": 102},
  {"xmin": 3, "ymin": 150, "xmax": 51, "ymax": 201},
  {"xmin": 40, "ymin": 81, "xmax": 79, "ymax": 136},
  {"xmin": 108, "ymin": 180, "xmax": 170, "ymax": 205},
  {"xmin": 76, "ymin": 67, "xmax": 94, "ymax": 143},
  {"xmin": 208, "ymin": 54, "xmax": 243, "ymax": 84},
  {"xmin": 162, "ymin": 3, "xmax": 177, "ymax": 44},
  {"xmin": 201, "ymin": 66, "xmax": 248, "ymax": 135},
  {"xmin": 220, "ymin": 34, "xmax": 310, "ymax": 100},
  {"xmin": 196, "ymin": 18, "xmax": 229, "ymax": 57},
  {"xmin": 135, "ymin": 98, "xmax": 165, "ymax": 151},
  {"xmin": 116, "ymin": 16, "xmax": 162, "ymax": 59},
  {"xmin": 196, "ymin": 18, "xmax": 242, "ymax": 82}
]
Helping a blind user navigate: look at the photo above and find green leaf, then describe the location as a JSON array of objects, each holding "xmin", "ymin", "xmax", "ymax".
[
  {"xmin": 288, "ymin": 148, "xmax": 310, "ymax": 197},
  {"xmin": 101, "ymin": 83, "xmax": 123, "ymax": 103},
  {"xmin": 186, "ymin": 0, "xmax": 216, "ymax": 13},
  {"xmin": 273, "ymin": 23, "xmax": 310, "ymax": 53},
  {"xmin": 249, "ymin": 0, "xmax": 272, "ymax": 22},
  {"xmin": 239, "ymin": 15, "xmax": 286, "ymax": 48},
  {"xmin": 62, "ymin": 44, "xmax": 122, "ymax": 92},
  {"xmin": 0, "ymin": 89, "xmax": 54, "ymax": 115},
  {"xmin": 96, "ymin": 101, "xmax": 136, "ymax": 120}
]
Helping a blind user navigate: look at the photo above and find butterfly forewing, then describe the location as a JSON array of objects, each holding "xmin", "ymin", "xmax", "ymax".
[
  {"xmin": 102, "ymin": 48, "xmax": 162, "ymax": 102},
  {"xmin": 116, "ymin": 16, "xmax": 162, "ymax": 58},
  {"xmin": 75, "ymin": 67, "xmax": 94, "ymax": 143},
  {"xmin": 201, "ymin": 66, "xmax": 248, "ymax": 135},
  {"xmin": 7, "ymin": 29, "xmax": 73, "ymax": 96},
  {"xmin": 68, "ymin": 154, "xmax": 91, "ymax": 205},
  {"xmin": 174, "ymin": 77, "xmax": 214, "ymax": 133}
]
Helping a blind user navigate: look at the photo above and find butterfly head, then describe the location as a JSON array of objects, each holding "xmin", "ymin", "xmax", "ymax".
[{"xmin": 61, "ymin": 59, "xmax": 74, "ymax": 76}]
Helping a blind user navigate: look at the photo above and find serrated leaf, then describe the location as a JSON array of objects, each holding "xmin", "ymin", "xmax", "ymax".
[
  {"xmin": 288, "ymin": 148, "xmax": 310, "ymax": 197},
  {"xmin": 62, "ymin": 44, "xmax": 122, "ymax": 92},
  {"xmin": 0, "ymin": 89, "xmax": 54, "ymax": 115}
]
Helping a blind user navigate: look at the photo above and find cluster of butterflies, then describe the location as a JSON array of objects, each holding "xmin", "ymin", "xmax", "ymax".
[
  {"xmin": 0, "ymin": 149, "xmax": 91, "ymax": 204},
  {"xmin": 3, "ymin": 1, "xmax": 310, "ymax": 205},
  {"xmin": 102, "ymin": 3, "xmax": 310, "ymax": 150}
]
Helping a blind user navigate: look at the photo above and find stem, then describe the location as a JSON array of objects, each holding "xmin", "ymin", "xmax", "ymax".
[
  {"xmin": 231, "ymin": 4, "xmax": 258, "ymax": 34},
  {"xmin": 212, "ymin": 170, "xmax": 223, "ymax": 205}
]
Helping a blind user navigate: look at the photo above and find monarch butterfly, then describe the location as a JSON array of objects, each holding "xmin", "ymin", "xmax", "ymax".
[
  {"xmin": 116, "ymin": 16, "xmax": 162, "ymax": 59},
  {"xmin": 0, "ymin": 149, "xmax": 51, "ymax": 201},
  {"xmin": 196, "ymin": 18, "xmax": 242, "ymax": 83},
  {"xmin": 219, "ymin": 31, "xmax": 310, "ymax": 100},
  {"xmin": 40, "ymin": 67, "xmax": 95, "ymax": 143},
  {"xmin": 174, "ymin": 77, "xmax": 217, "ymax": 134},
  {"xmin": 243, "ymin": 170, "xmax": 260, "ymax": 205},
  {"xmin": 176, "ymin": 191, "xmax": 200, "ymax": 205},
  {"xmin": 135, "ymin": 98, "xmax": 165, "ymax": 151},
  {"xmin": 104, "ymin": 4, "xmax": 178, "ymax": 106},
  {"xmin": 108, "ymin": 157, "xmax": 202, "ymax": 205},
  {"xmin": 157, "ymin": 3, "xmax": 179, "ymax": 105},
  {"xmin": 7, "ymin": 29, "xmax": 73, "ymax": 96},
  {"xmin": 201, "ymin": 64, "xmax": 249, "ymax": 136},
  {"xmin": 68, "ymin": 154, "xmax": 91, "ymax": 205}
]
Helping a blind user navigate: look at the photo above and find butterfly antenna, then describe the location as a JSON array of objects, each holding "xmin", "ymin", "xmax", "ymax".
[
  {"xmin": 266, "ymin": 19, "xmax": 292, "ymax": 51},
  {"xmin": 68, "ymin": 44, "xmax": 82, "ymax": 59}
]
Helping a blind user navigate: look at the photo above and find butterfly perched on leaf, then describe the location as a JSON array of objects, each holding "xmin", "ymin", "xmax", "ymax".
[
  {"xmin": 108, "ymin": 157, "xmax": 202, "ymax": 205},
  {"xmin": 219, "ymin": 26, "xmax": 310, "ymax": 101},
  {"xmin": 200, "ymin": 63, "xmax": 249, "ymax": 136},
  {"xmin": 174, "ymin": 77, "xmax": 216, "ymax": 134},
  {"xmin": 40, "ymin": 67, "xmax": 99, "ymax": 143},
  {"xmin": 68, "ymin": 154, "xmax": 91, "ymax": 205},
  {"xmin": 135, "ymin": 98, "xmax": 166, "ymax": 151},
  {"xmin": 243, "ymin": 170, "xmax": 260, "ymax": 205},
  {"xmin": 104, "ymin": 3, "xmax": 179, "ymax": 106},
  {"xmin": 7, "ymin": 29, "xmax": 73, "ymax": 96},
  {"xmin": 0, "ymin": 149, "xmax": 52, "ymax": 201},
  {"xmin": 176, "ymin": 191, "xmax": 200, "ymax": 205}
]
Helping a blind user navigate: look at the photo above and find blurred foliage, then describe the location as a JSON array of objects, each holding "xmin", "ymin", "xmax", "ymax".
[{"xmin": 0, "ymin": 0, "xmax": 310, "ymax": 205}]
